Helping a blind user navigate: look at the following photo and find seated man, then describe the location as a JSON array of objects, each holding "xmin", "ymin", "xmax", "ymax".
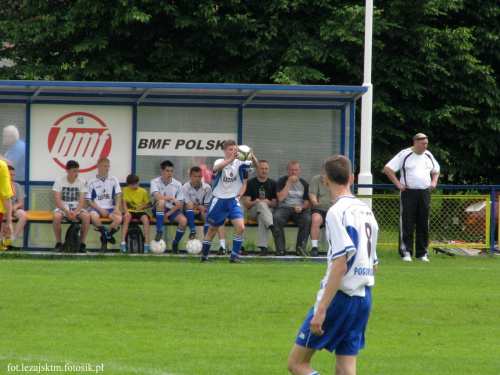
[
  {"xmin": 244, "ymin": 160, "xmax": 277, "ymax": 256},
  {"xmin": 272, "ymin": 160, "xmax": 311, "ymax": 256},
  {"xmin": 7, "ymin": 165, "xmax": 27, "ymax": 250},
  {"xmin": 86, "ymin": 157, "xmax": 123, "ymax": 249},
  {"xmin": 308, "ymin": 170, "xmax": 334, "ymax": 256},
  {"xmin": 52, "ymin": 160, "xmax": 90, "ymax": 252},
  {"xmin": 150, "ymin": 160, "xmax": 188, "ymax": 254}
]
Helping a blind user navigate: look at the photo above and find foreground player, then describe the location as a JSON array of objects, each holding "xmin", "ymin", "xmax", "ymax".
[
  {"xmin": 200, "ymin": 140, "xmax": 257, "ymax": 264},
  {"xmin": 287, "ymin": 155, "xmax": 379, "ymax": 375}
]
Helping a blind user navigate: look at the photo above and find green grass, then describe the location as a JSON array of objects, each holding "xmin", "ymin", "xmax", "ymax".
[{"xmin": 0, "ymin": 250, "xmax": 499, "ymax": 375}]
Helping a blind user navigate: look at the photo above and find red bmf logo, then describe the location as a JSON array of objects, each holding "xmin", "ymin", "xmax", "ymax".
[{"xmin": 48, "ymin": 112, "xmax": 112, "ymax": 172}]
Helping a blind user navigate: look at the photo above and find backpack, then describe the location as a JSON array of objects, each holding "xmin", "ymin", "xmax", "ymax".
[
  {"xmin": 126, "ymin": 223, "xmax": 145, "ymax": 253},
  {"xmin": 62, "ymin": 221, "xmax": 82, "ymax": 253}
]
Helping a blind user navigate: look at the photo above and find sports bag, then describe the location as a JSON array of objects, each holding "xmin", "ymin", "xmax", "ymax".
[
  {"xmin": 126, "ymin": 223, "xmax": 144, "ymax": 253},
  {"xmin": 62, "ymin": 221, "xmax": 82, "ymax": 253}
]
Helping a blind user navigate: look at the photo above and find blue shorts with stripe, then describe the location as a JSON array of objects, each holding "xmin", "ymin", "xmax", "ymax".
[
  {"xmin": 205, "ymin": 197, "xmax": 243, "ymax": 227},
  {"xmin": 294, "ymin": 287, "xmax": 372, "ymax": 355}
]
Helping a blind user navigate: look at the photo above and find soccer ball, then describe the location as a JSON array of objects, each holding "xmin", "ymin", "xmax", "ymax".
[
  {"xmin": 237, "ymin": 145, "xmax": 251, "ymax": 161},
  {"xmin": 149, "ymin": 239, "xmax": 167, "ymax": 254},
  {"xmin": 186, "ymin": 239, "xmax": 203, "ymax": 255}
]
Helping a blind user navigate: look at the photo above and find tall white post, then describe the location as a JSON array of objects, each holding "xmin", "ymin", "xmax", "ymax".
[{"xmin": 358, "ymin": 0, "xmax": 374, "ymax": 196}]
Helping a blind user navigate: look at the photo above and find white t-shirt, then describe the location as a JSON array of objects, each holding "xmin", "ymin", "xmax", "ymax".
[
  {"xmin": 385, "ymin": 147, "xmax": 440, "ymax": 189},
  {"xmin": 182, "ymin": 181, "xmax": 213, "ymax": 206},
  {"xmin": 86, "ymin": 175, "xmax": 122, "ymax": 210},
  {"xmin": 150, "ymin": 177, "xmax": 185, "ymax": 210},
  {"xmin": 211, "ymin": 159, "xmax": 252, "ymax": 199},
  {"xmin": 315, "ymin": 195, "xmax": 379, "ymax": 307},
  {"xmin": 53, "ymin": 176, "xmax": 88, "ymax": 210}
]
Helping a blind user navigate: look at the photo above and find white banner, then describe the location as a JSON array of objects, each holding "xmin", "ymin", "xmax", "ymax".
[
  {"xmin": 30, "ymin": 105, "xmax": 132, "ymax": 182},
  {"xmin": 136, "ymin": 132, "xmax": 237, "ymax": 156}
]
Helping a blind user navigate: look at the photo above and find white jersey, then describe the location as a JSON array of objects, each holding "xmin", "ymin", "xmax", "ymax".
[
  {"xmin": 150, "ymin": 177, "xmax": 185, "ymax": 210},
  {"xmin": 182, "ymin": 181, "xmax": 212, "ymax": 206},
  {"xmin": 53, "ymin": 176, "xmax": 88, "ymax": 210},
  {"xmin": 385, "ymin": 147, "xmax": 440, "ymax": 189},
  {"xmin": 86, "ymin": 175, "xmax": 122, "ymax": 210},
  {"xmin": 212, "ymin": 159, "xmax": 252, "ymax": 199},
  {"xmin": 316, "ymin": 195, "xmax": 379, "ymax": 305}
]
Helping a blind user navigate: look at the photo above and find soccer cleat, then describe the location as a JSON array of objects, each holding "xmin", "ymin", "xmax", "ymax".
[
  {"xmin": 96, "ymin": 226, "xmax": 109, "ymax": 242},
  {"xmin": 189, "ymin": 232, "xmax": 196, "ymax": 240},
  {"xmin": 54, "ymin": 242, "xmax": 63, "ymax": 252},
  {"xmin": 417, "ymin": 254, "xmax": 430, "ymax": 262},
  {"xmin": 154, "ymin": 231, "xmax": 163, "ymax": 242},
  {"xmin": 239, "ymin": 246, "xmax": 247, "ymax": 256},
  {"xmin": 217, "ymin": 247, "xmax": 226, "ymax": 256},
  {"xmin": 79, "ymin": 243, "xmax": 87, "ymax": 253},
  {"xmin": 172, "ymin": 242, "xmax": 179, "ymax": 254},
  {"xmin": 259, "ymin": 247, "xmax": 269, "ymax": 256},
  {"xmin": 401, "ymin": 251, "xmax": 412, "ymax": 261},
  {"xmin": 120, "ymin": 242, "xmax": 126, "ymax": 252},
  {"xmin": 229, "ymin": 257, "xmax": 245, "ymax": 264},
  {"xmin": 107, "ymin": 227, "xmax": 118, "ymax": 245},
  {"xmin": 200, "ymin": 258, "xmax": 213, "ymax": 263},
  {"xmin": 310, "ymin": 247, "xmax": 319, "ymax": 257}
]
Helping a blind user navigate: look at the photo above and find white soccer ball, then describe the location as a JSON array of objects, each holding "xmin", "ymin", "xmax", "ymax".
[
  {"xmin": 149, "ymin": 239, "xmax": 167, "ymax": 254},
  {"xmin": 186, "ymin": 239, "xmax": 203, "ymax": 255},
  {"xmin": 237, "ymin": 145, "xmax": 251, "ymax": 161}
]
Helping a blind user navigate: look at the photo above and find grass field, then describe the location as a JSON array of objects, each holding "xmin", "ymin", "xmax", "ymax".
[{"xmin": 0, "ymin": 249, "xmax": 499, "ymax": 375}]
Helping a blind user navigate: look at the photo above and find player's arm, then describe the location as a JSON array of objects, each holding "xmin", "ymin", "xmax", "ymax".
[
  {"xmin": 54, "ymin": 191, "xmax": 73, "ymax": 216},
  {"xmin": 310, "ymin": 254, "xmax": 347, "ymax": 336},
  {"xmin": 249, "ymin": 148, "xmax": 258, "ymax": 168},
  {"xmin": 430, "ymin": 172, "xmax": 440, "ymax": 190},
  {"xmin": 113, "ymin": 193, "xmax": 123, "ymax": 215},
  {"xmin": 383, "ymin": 166, "xmax": 406, "ymax": 191},
  {"xmin": 213, "ymin": 154, "xmax": 237, "ymax": 173},
  {"xmin": 277, "ymin": 177, "xmax": 296, "ymax": 202}
]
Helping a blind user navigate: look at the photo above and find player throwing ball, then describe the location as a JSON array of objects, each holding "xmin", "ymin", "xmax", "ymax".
[
  {"xmin": 287, "ymin": 155, "xmax": 379, "ymax": 375},
  {"xmin": 199, "ymin": 140, "xmax": 257, "ymax": 264}
]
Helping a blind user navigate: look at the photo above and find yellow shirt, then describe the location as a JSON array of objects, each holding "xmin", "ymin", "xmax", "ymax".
[
  {"xmin": 123, "ymin": 186, "xmax": 150, "ymax": 212},
  {"xmin": 0, "ymin": 161, "xmax": 14, "ymax": 214}
]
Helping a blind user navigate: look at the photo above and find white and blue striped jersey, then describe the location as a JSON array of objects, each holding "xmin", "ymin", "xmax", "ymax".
[
  {"xmin": 182, "ymin": 181, "xmax": 212, "ymax": 206},
  {"xmin": 150, "ymin": 177, "xmax": 185, "ymax": 210},
  {"xmin": 86, "ymin": 175, "xmax": 122, "ymax": 210},
  {"xmin": 316, "ymin": 195, "xmax": 379, "ymax": 304},
  {"xmin": 211, "ymin": 159, "xmax": 252, "ymax": 199}
]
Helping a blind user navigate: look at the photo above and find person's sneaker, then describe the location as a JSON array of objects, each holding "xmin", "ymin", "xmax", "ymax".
[
  {"xmin": 310, "ymin": 247, "xmax": 319, "ymax": 257},
  {"xmin": 120, "ymin": 242, "xmax": 126, "ymax": 252},
  {"xmin": 275, "ymin": 250, "xmax": 285, "ymax": 256},
  {"xmin": 108, "ymin": 228, "xmax": 119, "ymax": 244},
  {"xmin": 200, "ymin": 258, "xmax": 213, "ymax": 263},
  {"xmin": 172, "ymin": 242, "xmax": 179, "ymax": 254},
  {"xmin": 401, "ymin": 251, "xmax": 412, "ymax": 261},
  {"xmin": 239, "ymin": 246, "xmax": 247, "ymax": 256},
  {"xmin": 96, "ymin": 226, "xmax": 109, "ymax": 242},
  {"xmin": 144, "ymin": 244, "xmax": 150, "ymax": 254},
  {"xmin": 230, "ymin": 257, "xmax": 245, "ymax": 264},
  {"xmin": 6, "ymin": 245, "xmax": 20, "ymax": 251},
  {"xmin": 189, "ymin": 232, "xmax": 196, "ymax": 240},
  {"xmin": 417, "ymin": 254, "xmax": 430, "ymax": 262},
  {"xmin": 54, "ymin": 242, "xmax": 63, "ymax": 252},
  {"xmin": 259, "ymin": 247, "xmax": 269, "ymax": 256},
  {"xmin": 154, "ymin": 231, "xmax": 163, "ymax": 242},
  {"xmin": 78, "ymin": 243, "xmax": 86, "ymax": 253},
  {"xmin": 217, "ymin": 247, "xmax": 226, "ymax": 256}
]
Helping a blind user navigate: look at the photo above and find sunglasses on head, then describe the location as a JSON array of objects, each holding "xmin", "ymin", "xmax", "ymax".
[{"xmin": 413, "ymin": 136, "xmax": 428, "ymax": 141}]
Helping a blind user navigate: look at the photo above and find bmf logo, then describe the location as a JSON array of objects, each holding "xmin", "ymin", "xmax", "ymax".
[{"xmin": 47, "ymin": 112, "xmax": 112, "ymax": 172}]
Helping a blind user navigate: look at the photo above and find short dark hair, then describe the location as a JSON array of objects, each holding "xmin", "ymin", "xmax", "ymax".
[
  {"xmin": 66, "ymin": 160, "xmax": 79, "ymax": 170},
  {"xmin": 126, "ymin": 173, "xmax": 140, "ymax": 185},
  {"xmin": 160, "ymin": 160, "xmax": 174, "ymax": 170},
  {"xmin": 259, "ymin": 160, "xmax": 269, "ymax": 165},
  {"xmin": 7, "ymin": 164, "xmax": 15, "ymax": 171},
  {"xmin": 190, "ymin": 166, "xmax": 202, "ymax": 174},
  {"xmin": 222, "ymin": 140, "xmax": 237, "ymax": 150},
  {"xmin": 324, "ymin": 155, "xmax": 351, "ymax": 185}
]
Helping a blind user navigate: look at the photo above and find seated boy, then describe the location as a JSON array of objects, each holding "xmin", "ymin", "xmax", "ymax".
[
  {"xmin": 86, "ymin": 157, "xmax": 123, "ymax": 248},
  {"xmin": 7, "ymin": 165, "xmax": 27, "ymax": 250},
  {"xmin": 120, "ymin": 173, "xmax": 152, "ymax": 253},
  {"xmin": 52, "ymin": 160, "xmax": 90, "ymax": 252}
]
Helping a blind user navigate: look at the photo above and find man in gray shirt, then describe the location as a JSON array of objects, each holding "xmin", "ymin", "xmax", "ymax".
[{"xmin": 272, "ymin": 161, "xmax": 311, "ymax": 256}]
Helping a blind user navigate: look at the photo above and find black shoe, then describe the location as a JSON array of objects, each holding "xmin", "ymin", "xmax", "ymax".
[
  {"xmin": 108, "ymin": 227, "xmax": 119, "ymax": 244},
  {"xmin": 6, "ymin": 245, "xmax": 20, "ymax": 251},
  {"xmin": 154, "ymin": 231, "xmax": 163, "ymax": 241},
  {"xmin": 107, "ymin": 235, "xmax": 116, "ymax": 245},
  {"xmin": 310, "ymin": 247, "xmax": 319, "ymax": 257},
  {"xmin": 172, "ymin": 242, "xmax": 179, "ymax": 254},
  {"xmin": 189, "ymin": 232, "xmax": 196, "ymax": 240},
  {"xmin": 239, "ymin": 246, "xmax": 247, "ymax": 256},
  {"xmin": 230, "ymin": 257, "xmax": 245, "ymax": 264},
  {"xmin": 54, "ymin": 242, "xmax": 63, "ymax": 252},
  {"xmin": 200, "ymin": 258, "xmax": 212, "ymax": 263},
  {"xmin": 275, "ymin": 250, "xmax": 285, "ymax": 256},
  {"xmin": 78, "ymin": 243, "xmax": 86, "ymax": 253},
  {"xmin": 109, "ymin": 227, "xmax": 119, "ymax": 236},
  {"xmin": 259, "ymin": 247, "xmax": 269, "ymax": 256},
  {"xmin": 217, "ymin": 247, "xmax": 226, "ymax": 256}
]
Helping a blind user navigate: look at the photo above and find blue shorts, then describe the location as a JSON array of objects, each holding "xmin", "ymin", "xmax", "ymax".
[
  {"xmin": 152, "ymin": 207, "xmax": 182, "ymax": 222},
  {"xmin": 205, "ymin": 197, "xmax": 243, "ymax": 227},
  {"xmin": 295, "ymin": 287, "xmax": 372, "ymax": 355},
  {"xmin": 88, "ymin": 207, "xmax": 115, "ymax": 217}
]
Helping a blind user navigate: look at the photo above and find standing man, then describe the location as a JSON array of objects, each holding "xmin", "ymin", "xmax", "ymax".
[
  {"xmin": 273, "ymin": 161, "xmax": 311, "ymax": 256},
  {"xmin": 384, "ymin": 133, "xmax": 440, "ymax": 262},
  {"xmin": 199, "ymin": 140, "xmax": 258, "ymax": 264},
  {"xmin": 287, "ymin": 155, "xmax": 378, "ymax": 375},
  {"xmin": 244, "ymin": 160, "xmax": 277, "ymax": 256},
  {"xmin": 308, "ymin": 170, "xmax": 334, "ymax": 257}
]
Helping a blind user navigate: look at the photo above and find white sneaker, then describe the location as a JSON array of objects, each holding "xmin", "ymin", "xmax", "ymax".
[
  {"xmin": 401, "ymin": 251, "xmax": 412, "ymax": 261},
  {"xmin": 417, "ymin": 254, "xmax": 430, "ymax": 262}
]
